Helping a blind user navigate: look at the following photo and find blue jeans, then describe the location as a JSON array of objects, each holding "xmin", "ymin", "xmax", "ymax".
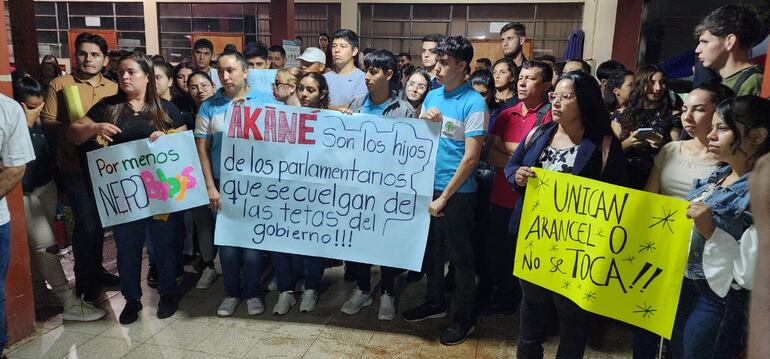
[
  {"xmin": 220, "ymin": 245, "xmax": 264, "ymax": 298},
  {"xmin": 669, "ymin": 279, "xmax": 749, "ymax": 359},
  {"xmin": 271, "ymin": 253, "xmax": 324, "ymax": 292},
  {"xmin": 113, "ymin": 215, "xmax": 180, "ymax": 300},
  {"xmin": 61, "ymin": 173, "xmax": 105, "ymax": 300},
  {"xmin": 0, "ymin": 222, "xmax": 10, "ymax": 348}
]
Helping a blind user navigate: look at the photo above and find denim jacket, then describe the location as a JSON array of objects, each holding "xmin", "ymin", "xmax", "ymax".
[{"xmin": 685, "ymin": 165, "xmax": 752, "ymax": 280}]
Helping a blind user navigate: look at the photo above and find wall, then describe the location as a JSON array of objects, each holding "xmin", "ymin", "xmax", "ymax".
[{"xmin": 24, "ymin": 0, "xmax": 618, "ymax": 67}]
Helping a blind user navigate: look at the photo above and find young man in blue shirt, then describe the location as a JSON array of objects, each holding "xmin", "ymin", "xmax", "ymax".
[{"xmin": 402, "ymin": 36, "xmax": 489, "ymax": 346}]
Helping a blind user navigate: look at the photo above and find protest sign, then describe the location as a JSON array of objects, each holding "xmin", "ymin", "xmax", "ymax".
[
  {"xmin": 514, "ymin": 168, "xmax": 691, "ymax": 339},
  {"xmin": 283, "ymin": 39, "xmax": 301, "ymax": 67},
  {"xmin": 247, "ymin": 69, "xmax": 278, "ymax": 95},
  {"xmin": 215, "ymin": 103, "xmax": 440, "ymax": 271},
  {"xmin": 86, "ymin": 131, "xmax": 209, "ymax": 227}
]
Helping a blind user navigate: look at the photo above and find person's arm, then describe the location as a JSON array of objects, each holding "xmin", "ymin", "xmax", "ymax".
[
  {"xmin": 428, "ymin": 136, "xmax": 483, "ymax": 217},
  {"xmin": 487, "ymin": 137, "xmax": 519, "ymax": 167},
  {"xmin": 195, "ymin": 137, "xmax": 220, "ymax": 212},
  {"xmin": 0, "ymin": 165, "xmax": 25, "ymax": 200},
  {"xmin": 748, "ymin": 153, "xmax": 770, "ymax": 359},
  {"xmin": 644, "ymin": 166, "xmax": 662, "ymax": 194},
  {"xmin": 67, "ymin": 116, "xmax": 121, "ymax": 145},
  {"xmin": 40, "ymin": 83, "xmax": 63, "ymax": 131},
  {"xmin": 703, "ymin": 226, "xmax": 758, "ymax": 297}
]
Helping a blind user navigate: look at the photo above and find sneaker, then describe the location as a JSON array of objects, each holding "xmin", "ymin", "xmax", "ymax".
[
  {"xmin": 439, "ymin": 319, "xmax": 476, "ymax": 346},
  {"xmin": 341, "ymin": 288, "xmax": 373, "ymax": 315},
  {"xmin": 119, "ymin": 300, "xmax": 142, "ymax": 325},
  {"xmin": 273, "ymin": 291, "xmax": 296, "ymax": 315},
  {"xmin": 157, "ymin": 294, "xmax": 179, "ymax": 319},
  {"xmin": 402, "ymin": 303, "xmax": 447, "ymax": 322},
  {"xmin": 299, "ymin": 289, "xmax": 318, "ymax": 312},
  {"xmin": 63, "ymin": 296, "xmax": 107, "ymax": 322},
  {"xmin": 196, "ymin": 267, "xmax": 219, "ymax": 289},
  {"xmin": 216, "ymin": 297, "xmax": 240, "ymax": 317},
  {"xmin": 246, "ymin": 297, "xmax": 265, "ymax": 315},
  {"xmin": 267, "ymin": 279, "xmax": 278, "ymax": 292},
  {"xmin": 377, "ymin": 293, "xmax": 396, "ymax": 321}
]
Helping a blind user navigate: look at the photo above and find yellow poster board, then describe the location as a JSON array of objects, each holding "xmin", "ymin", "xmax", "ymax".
[{"xmin": 514, "ymin": 168, "xmax": 691, "ymax": 339}]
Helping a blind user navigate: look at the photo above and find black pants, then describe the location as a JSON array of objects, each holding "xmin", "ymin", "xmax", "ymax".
[
  {"xmin": 350, "ymin": 262, "xmax": 402, "ymax": 294},
  {"xmin": 61, "ymin": 173, "xmax": 105, "ymax": 301},
  {"xmin": 481, "ymin": 203, "xmax": 520, "ymax": 303},
  {"xmin": 518, "ymin": 279, "xmax": 593, "ymax": 359},
  {"xmin": 424, "ymin": 191, "xmax": 476, "ymax": 321}
]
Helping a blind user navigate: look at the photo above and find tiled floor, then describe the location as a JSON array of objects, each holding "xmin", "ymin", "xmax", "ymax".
[{"xmin": 7, "ymin": 241, "xmax": 634, "ymax": 358}]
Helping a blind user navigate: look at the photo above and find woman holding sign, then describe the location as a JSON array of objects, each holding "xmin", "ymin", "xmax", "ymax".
[
  {"xmin": 195, "ymin": 48, "xmax": 276, "ymax": 317},
  {"xmin": 271, "ymin": 72, "xmax": 330, "ymax": 315},
  {"xmin": 670, "ymin": 96, "xmax": 770, "ymax": 358},
  {"xmin": 68, "ymin": 51, "xmax": 187, "ymax": 325},
  {"xmin": 505, "ymin": 71, "xmax": 629, "ymax": 358},
  {"xmin": 633, "ymin": 84, "xmax": 734, "ymax": 358}
]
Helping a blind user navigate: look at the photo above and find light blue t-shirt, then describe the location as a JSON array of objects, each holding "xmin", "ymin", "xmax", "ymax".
[
  {"xmin": 421, "ymin": 82, "xmax": 488, "ymax": 193},
  {"xmin": 324, "ymin": 69, "xmax": 368, "ymax": 107},
  {"xmin": 194, "ymin": 87, "xmax": 276, "ymax": 178}
]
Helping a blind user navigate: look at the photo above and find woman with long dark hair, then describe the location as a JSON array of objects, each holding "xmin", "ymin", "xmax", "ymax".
[
  {"xmin": 402, "ymin": 69, "xmax": 431, "ymax": 117},
  {"xmin": 69, "ymin": 51, "xmax": 187, "ymax": 324},
  {"xmin": 506, "ymin": 71, "xmax": 628, "ymax": 358},
  {"xmin": 173, "ymin": 62, "xmax": 195, "ymax": 95},
  {"xmin": 271, "ymin": 71, "xmax": 330, "ymax": 315},
  {"xmin": 670, "ymin": 96, "xmax": 770, "ymax": 358},
  {"xmin": 615, "ymin": 65, "xmax": 680, "ymax": 189}
]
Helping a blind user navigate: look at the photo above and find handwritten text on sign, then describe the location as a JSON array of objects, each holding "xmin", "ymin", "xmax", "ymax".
[
  {"xmin": 514, "ymin": 168, "xmax": 691, "ymax": 339},
  {"xmin": 86, "ymin": 131, "xmax": 209, "ymax": 227},
  {"xmin": 215, "ymin": 103, "xmax": 440, "ymax": 271}
]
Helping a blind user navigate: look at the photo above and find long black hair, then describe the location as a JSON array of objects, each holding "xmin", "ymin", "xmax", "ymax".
[
  {"xmin": 557, "ymin": 71, "xmax": 613, "ymax": 138},
  {"xmin": 104, "ymin": 51, "xmax": 174, "ymax": 131},
  {"xmin": 715, "ymin": 95, "xmax": 770, "ymax": 169},
  {"xmin": 469, "ymin": 69, "xmax": 495, "ymax": 109},
  {"xmin": 625, "ymin": 65, "xmax": 674, "ymax": 122}
]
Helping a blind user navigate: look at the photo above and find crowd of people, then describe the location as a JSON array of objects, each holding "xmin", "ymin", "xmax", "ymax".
[{"xmin": 0, "ymin": 4, "xmax": 768, "ymax": 358}]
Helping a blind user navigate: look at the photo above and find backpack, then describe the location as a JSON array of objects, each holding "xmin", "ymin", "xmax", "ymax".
[{"xmin": 731, "ymin": 66, "xmax": 762, "ymax": 94}]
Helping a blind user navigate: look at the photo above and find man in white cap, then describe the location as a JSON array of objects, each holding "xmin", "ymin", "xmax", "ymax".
[{"xmin": 298, "ymin": 47, "xmax": 327, "ymax": 74}]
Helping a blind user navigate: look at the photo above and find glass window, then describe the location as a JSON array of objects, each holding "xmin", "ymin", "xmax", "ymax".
[
  {"xmin": 191, "ymin": 4, "xmax": 243, "ymax": 18},
  {"xmin": 115, "ymin": 3, "xmax": 143, "ymax": 16},
  {"xmin": 192, "ymin": 18, "xmax": 244, "ymax": 33},
  {"xmin": 158, "ymin": 4, "xmax": 191, "ymax": 18},
  {"xmin": 68, "ymin": 3, "xmax": 113, "ymax": 16},
  {"xmin": 36, "ymin": 16, "xmax": 58, "ymax": 30},
  {"xmin": 34, "ymin": 2, "xmax": 56, "ymax": 16},
  {"xmin": 412, "ymin": 5, "xmax": 451, "ymax": 21},
  {"xmin": 69, "ymin": 17, "xmax": 115, "ymax": 30},
  {"xmin": 36, "ymin": 30, "xmax": 58, "ymax": 44},
  {"xmin": 160, "ymin": 18, "xmax": 191, "ymax": 34},
  {"xmin": 116, "ymin": 17, "xmax": 144, "ymax": 32}
]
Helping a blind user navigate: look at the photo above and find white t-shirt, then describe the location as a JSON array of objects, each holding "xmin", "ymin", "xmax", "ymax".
[
  {"xmin": 324, "ymin": 68, "xmax": 368, "ymax": 107},
  {"xmin": 0, "ymin": 95, "xmax": 36, "ymax": 225}
]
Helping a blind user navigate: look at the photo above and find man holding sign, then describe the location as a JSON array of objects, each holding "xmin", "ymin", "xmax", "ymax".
[
  {"xmin": 41, "ymin": 32, "xmax": 118, "ymax": 304},
  {"xmin": 401, "ymin": 36, "xmax": 488, "ymax": 346}
]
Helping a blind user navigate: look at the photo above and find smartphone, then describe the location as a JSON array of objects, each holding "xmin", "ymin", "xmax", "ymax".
[{"xmin": 635, "ymin": 128, "xmax": 656, "ymax": 140}]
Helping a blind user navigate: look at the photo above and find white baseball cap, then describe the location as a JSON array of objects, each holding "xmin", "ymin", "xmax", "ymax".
[{"xmin": 297, "ymin": 47, "xmax": 326, "ymax": 64}]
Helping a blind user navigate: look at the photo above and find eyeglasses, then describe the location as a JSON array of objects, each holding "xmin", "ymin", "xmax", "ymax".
[
  {"xmin": 548, "ymin": 92, "xmax": 576, "ymax": 104},
  {"xmin": 272, "ymin": 82, "xmax": 293, "ymax": 89},
  {"xmin": 407, "ymin": 81, "xmax": 427, "ymax": 91}
]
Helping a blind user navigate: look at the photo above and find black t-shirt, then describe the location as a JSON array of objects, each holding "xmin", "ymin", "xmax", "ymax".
[{"xmin": 86, "ymin": 95, "xmax": 186, "ymax": 145}]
